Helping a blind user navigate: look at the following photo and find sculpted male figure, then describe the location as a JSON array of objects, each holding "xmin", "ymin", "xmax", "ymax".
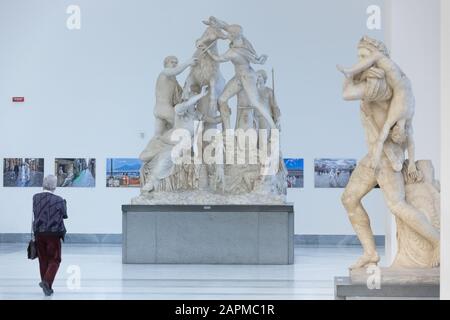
[
  {"xmin": 204, "ymin": 16, "xmax": 276, "ymax": 131},
  {"xmin": 256, "ymin": 70, "xmax": 281, "ymax": 131},
  {"xmin": 154, "ymin": 56, "xmax": 198, "ymax": 136},
  {"xmin": 338, "ymin": 36, "xmax": 440, "ymax": 269}
]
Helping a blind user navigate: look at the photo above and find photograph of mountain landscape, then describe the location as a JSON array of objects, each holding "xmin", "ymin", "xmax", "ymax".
[
  {"xmin": 284, "ymin": 158, "xmax": 304, "ymax": 188},
  {"xmin": 106, "ymin": 158, "xmax": 141, "ymax": 188}
]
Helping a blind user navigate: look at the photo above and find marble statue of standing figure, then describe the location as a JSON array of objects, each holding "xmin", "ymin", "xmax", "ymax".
[
  {"xmin": 255, "ymin": 69, "xmax": 286, "ymax": 187},
  {"xmin": 256, "ymin": 70, "xmax": 281, "ymax": 131},
  {"xmin": 337, "ymin": 36, "xmax": 440, "ymax": 269},
  {"xmin": 154, "ymin": 55, "xmax": 198, "ymax": 136},
  {"xmin": 202, "ymin": 16, "xmax": 277, "ymax": 131}
]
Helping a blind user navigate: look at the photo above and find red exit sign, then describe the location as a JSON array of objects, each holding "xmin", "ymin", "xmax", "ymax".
[{"xmin": 12, "ymin": 97, "xmax": 25, "ymax": 102}]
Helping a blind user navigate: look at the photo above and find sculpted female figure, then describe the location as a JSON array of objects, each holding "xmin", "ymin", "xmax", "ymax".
[
  {"xmin": 338, "ymin": 36, "xmax": 440, "ymax": 269},
  {"xmin": 140, "ymin": 86, "xmax": 221, "ymax": 194},
  {"xmin": 199, "ymin": 16, "xmax": 276, "ymax": 131}
]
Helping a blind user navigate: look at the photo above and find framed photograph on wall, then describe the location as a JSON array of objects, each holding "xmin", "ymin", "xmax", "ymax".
[
  {"xmin": 284, "ymin": 158, "xmax": 304, "ymax": 188},
  {"xmin": 3, "ymin": 158, "xmax": 44, "ymax": 187},
  {"xmin": 314, "ymin": 159, "xmax": 356, "ymax": 188},
  {"xmin": 106, "ymin": 158, "xmax": 141, "ymax": 188},
  {"xmin": 55, "ymin": 158, "xmax": 96, "ymax": 187}
]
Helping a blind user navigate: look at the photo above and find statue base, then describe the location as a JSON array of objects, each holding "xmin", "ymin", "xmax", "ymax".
[
  {"xmin": 122, "ymin": 204, "xmax": 294, "ymax": 264},
  {"xmin": 350, "ymin": 267, "xmax": 439, "ymax": 285},
  {"xmin": 131, "ymin": 190, "xmax": 286, "ymax": 205},
  {"xmin": 334, "ymin": 267, "xmax": 439, "ymax": 299}
]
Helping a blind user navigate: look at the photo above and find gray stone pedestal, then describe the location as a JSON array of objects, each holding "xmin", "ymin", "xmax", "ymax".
[
  {"xmin": 122, "ymin": 204, "xmax": 294, "ymax": 264},
  {"xmin": 334, "ymin": 268, "xmax": 440, "ymax": 299}
]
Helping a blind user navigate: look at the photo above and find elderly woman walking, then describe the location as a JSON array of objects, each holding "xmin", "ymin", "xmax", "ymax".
[{"xmin": 33, "ymin": 175, "xmax": 68, "ymax": 296}]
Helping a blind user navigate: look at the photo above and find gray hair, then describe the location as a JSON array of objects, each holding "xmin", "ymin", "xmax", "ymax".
[{"xmin": 43, "ymin": 175, "xmax": 57, "ymax": 191}]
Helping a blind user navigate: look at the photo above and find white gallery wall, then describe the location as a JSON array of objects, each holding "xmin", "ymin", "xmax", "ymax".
[
  {"xmin": 440, "ymin": 0, "xmax": 450, "ymax": 300},
  {"xmin": 384, "ymin": 0, "xmax": 441, "ymax": 264},
  {"xmin": 0, "ymin": 0, "xmax": 398, "ymax": 236},
  {"xmin": 386, "ymin": 0, "xmax": 441, "ymax": 171}
]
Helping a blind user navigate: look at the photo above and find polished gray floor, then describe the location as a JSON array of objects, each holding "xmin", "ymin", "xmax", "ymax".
[{"xmin": 0, "ymin": 243, "xmax": 384, "ymax": 300}]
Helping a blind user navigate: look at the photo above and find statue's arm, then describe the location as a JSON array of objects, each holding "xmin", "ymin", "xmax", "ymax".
[
  {"xmin": 174, "ymin": 101, "xmax": 190, "ymax": 115},
  {"xmin": 406, "ymin": 123, "xmax": 416, "ymax": 163},
  {"xmin": 254, "ymin": 54, "xmax": 268, "ymax": 65},
  {"xmin": 162, "ymin": 58, "xmax": 196, "ymax": 77},
  {"xmin": 207, "ymin": 49, "xmax": 230, "ymax": 63},
  {"xmin": 406, "ymin": 121, "xmax": 419, "ymax": 178},
  {"xmin": 337, "ymin": 51, "xmax": 384, "ymax": 78},
  {"xmin": 175, "ymin": 87, "xmax": 209, "ymax": 114},
  {"xmin": 342, "ymin": 77, "xmax": 366, "ymax": 101}
]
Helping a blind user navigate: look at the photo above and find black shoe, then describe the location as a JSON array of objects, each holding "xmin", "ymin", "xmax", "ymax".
[{"xmin": 39, "ymin": 281, "xmax": 53, "ymax": 296}]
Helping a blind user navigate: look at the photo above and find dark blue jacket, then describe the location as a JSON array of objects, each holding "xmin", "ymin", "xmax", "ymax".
[{"xmin": 33, "ymin": 192, "xmax": 68, "ymax": 239}]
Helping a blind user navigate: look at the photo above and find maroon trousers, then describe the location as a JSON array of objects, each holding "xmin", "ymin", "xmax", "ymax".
[{"xmin": 36, "ymin": 234, "xmax": 62, "ymax": 289}]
